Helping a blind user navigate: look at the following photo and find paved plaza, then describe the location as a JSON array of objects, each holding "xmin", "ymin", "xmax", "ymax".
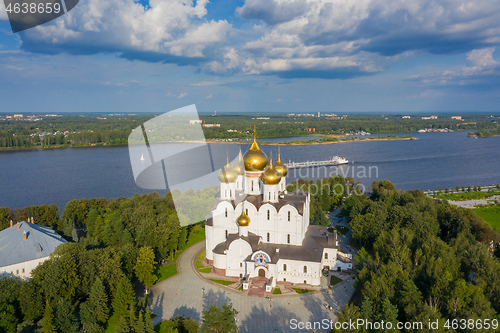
[{"xmin": 149, "ymin": 240, "xmax": 355, "ymax": 332}]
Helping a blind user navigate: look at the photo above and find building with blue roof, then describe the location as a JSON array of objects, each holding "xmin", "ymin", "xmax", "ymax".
[{"xmin": 0, "ymin": 219, "xmax": 67, "ymax": 278}]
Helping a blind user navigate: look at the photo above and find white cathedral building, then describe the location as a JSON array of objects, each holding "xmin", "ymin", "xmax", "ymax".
[{"xmin": 205, "ymin": 128, "xmax": 352, "ymax": 288}]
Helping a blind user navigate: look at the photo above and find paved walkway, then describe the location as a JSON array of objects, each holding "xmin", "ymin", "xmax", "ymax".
[{"xmin": 149, "ymin": 240, "xmax": 354, "ymax": 332}]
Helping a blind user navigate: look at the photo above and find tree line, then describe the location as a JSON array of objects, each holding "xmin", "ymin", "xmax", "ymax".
[
  {"xmin": 335, "ymin": 180, "xmax": 500, "ymax": 332},
  {"xmin": 0, "ymin": 192, "xmax": 200, "ymax": 333}
]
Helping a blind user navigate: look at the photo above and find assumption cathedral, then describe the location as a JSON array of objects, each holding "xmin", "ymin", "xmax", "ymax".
[{"xmin": 205, "ymin": 127, "xmax": 352, "ymax": 288}]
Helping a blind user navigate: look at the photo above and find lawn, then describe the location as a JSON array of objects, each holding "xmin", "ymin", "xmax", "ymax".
[
  {"xmin": 335, "ymin": 226, "xmax": 349, "ymax": 235},
  {"xmin": 196, "ymin": 249, "xmax": 206, "ymax": 261},
  {"xmin": 272, "ymin": 288, "xmax": 282, "ymax": 294},
  {"xmin": 174, "ymin": 225, "xmax": 206, "ymax": 260},
  {"xmin": 155, "ymin": 262, "xmax": 177, "ymax": 283},
  {"xmin": 435, "ymin": 191, "xmax": 500, "ymax": 201},
  {"xmin": 105, "ymin": 313, "xmax": 120, "ymax": 333},
  {"xmin": 292, "ymin": 288, "xmax": 313, "ymax": 294},
  {"xmin": 209, "ymin": 279, "xmax": 234, "ymax": 286},
  {"xmin": 475, "ymin": 205, "xmax": 500, "ymax": 231},
  {"xmin": 330, "ymin": 275, "xmax": 343, "ymax": 286}
]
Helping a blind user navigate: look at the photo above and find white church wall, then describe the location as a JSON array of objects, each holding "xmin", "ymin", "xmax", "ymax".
[
  {"xmin": 205, "ymin": 226, "xmax": 214, "ymax": 261},
  {"xmin": 213, "ymin": 252, "xmax": 227, "ymax": 270},
  {"xmin": 321, "ymin": 248, "xmax": 338, "ymax": 269},
  {"xmin": 277, "ymin": 205, "xmax": 302, "ymax": 246},
  {"xmin": 275, "ymin": 259, "xmax": 322, "ymax": 285},
  {"xmin": 226, "ymin": 239, "xmax": 253, "ymax": 278}
]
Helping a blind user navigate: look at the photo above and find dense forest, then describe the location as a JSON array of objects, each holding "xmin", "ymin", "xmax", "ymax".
[
  {"xmin": 0, "ymin": 113, "xmax": 498, "ymax": 149},
  {"xmin": 335, "ymin": 180, "xmax": 500, "ymax": 332},
  {"xmin": 0, "ymin": 193, "xmax": 198, "ymax": 333},
  {"xmin": 286, "ymin": 175, "xmax": 356, "ymax": 226}
]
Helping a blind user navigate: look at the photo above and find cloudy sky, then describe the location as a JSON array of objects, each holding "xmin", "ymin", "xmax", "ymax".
[{"xmin": 1, "ymin": 0, "xmax": 500, "ymax": 113}]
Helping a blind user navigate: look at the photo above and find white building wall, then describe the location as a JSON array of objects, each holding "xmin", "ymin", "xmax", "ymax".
[
  {"xmin": 275, "ymin": 259, "xmax": 322, "ymax": 285},
  {"xmin": 213, "ymin": 253, "xmax": 227, "ymax": 270},
  {"xmin": 0, "ymin": 256, "xmax": 50, "ymax": 279},
  {"xmin": 226, "ymin": 239, "xmax": 253, "ymax": 278}
]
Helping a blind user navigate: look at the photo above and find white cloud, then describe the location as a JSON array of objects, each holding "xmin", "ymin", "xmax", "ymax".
[
  {"xmin": 178, "ymin": 92, "xmax": 188, "ymax": 98},
  {"xmin": 206, "ymin": 94, "xmax": 213, "ymax": 99},
  {"xmin": 407, "ymin": 47, "xmax": 500, "ymax": 86},
  {"xmin": 20, "ymin": 0, "xmax": 230, "ymax": 60},
  {"xmin": 190, "ymin": 81, "xmax": 219, "ymax": 86},
  {"xmin": 275, "ymin": 98, "xmax": 282, "ymax": 102}
]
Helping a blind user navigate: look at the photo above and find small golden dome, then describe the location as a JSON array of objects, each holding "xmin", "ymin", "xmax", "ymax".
[
  {"xmin": 218, "ymin": 152, "xmax": 238, "ymax": 183},
  {"xmin": 274, "ymin": 146, "xmax": 288, "ymax": 177},
  {"xmin": 243, "ymin": 126, "xmax": 268, "ymax": 171},
  {"xmin": 260, "ymin": 151, "xmax": 282, "ymax": 185},
  {"xmin": 232, "ymin": 146, "xmax": 245, "ymax": 175},
  {"xmin": 237, "ymin": 202, "xmax": 250, "ymax": 226}
]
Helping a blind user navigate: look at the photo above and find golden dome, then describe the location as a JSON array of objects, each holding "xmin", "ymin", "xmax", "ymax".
[
  {"xmin": 274, "ymin": 146, "xmax": 288, "ymax": 177},
  {"xmin": 237, "ymin": 202, "xmax": 250, "ymax": 226},
  {"xmin": 232, "ymin": 146, "xmax": 245, "ymax": 175},
  {"xmin": 218, "ymin": 152, "xmax": 238, "ymax": 183},
  {"xmin": 260, "ymin": 151, "xmax": 282, "ymax": 185},
  {"xmin": 243, "ymin": 126, "xmax": 268, "ymax": 171}
]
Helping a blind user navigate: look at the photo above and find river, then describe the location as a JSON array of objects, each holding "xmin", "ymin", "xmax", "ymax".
[{"xmin": 0, "ymin": 131, "xmax": 499, "ymax": 211}]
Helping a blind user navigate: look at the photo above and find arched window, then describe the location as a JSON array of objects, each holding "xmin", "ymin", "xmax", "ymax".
[
  {"xmin": 225, "ymin": 208, "xmax": 228, "ymax": 218},
  {"xmin": 303, "ymin": 266, "xmax": 307, "ymax": 273},
  {"xmin": 267, "ymin": 210, "xmax": 270, "ymax": 220},
  {"xmin": 246, "ymin": 208, "xmax": 248, "ymax": 215},
  {"xmin": 304, "ymin": 280, "xmax": 307, "ymax": 284},
  {"xmin": 287, "ymin": 234, "xmax": 290, "ymax": 244},
  {"xmin": 283, "ymin": 264, "xmax": 287, "ymax": 271},
  {"xmin": 324, "ymin": 253, "xmax": 328, "ymax": 260},
  {"xmin": 283, "ymin": 278, "xmax": 286, "ymax": 282},
  {"xmin": 267, "ymin": 233, "xmax": 270, "ymax": 242},
  {"xmin": 225, "ymin": 230, "xmax": 228, "ymax": 238},
  {"xmin": 230, "ymin": 190, "xmax": 232, "ymax": 197},
  {"xmin": 288, "ymin": 211, "xmax": 291, "ymax": 221},
  {"xmin": 251, "ymin": 181, "xmax": 254, "ymax": 191}
]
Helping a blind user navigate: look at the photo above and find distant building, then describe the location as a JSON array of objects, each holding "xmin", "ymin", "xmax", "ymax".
[
  {"xmin": 203, "ymin": 124, "xmax": 221, "ymax": 127},
  {"xmin": 402, "ymin": 116, "xmax": 411, "ymax": 119},
  {"xmin": 451, "ymin": 116, "xmax": 462, "ymax": 120},
  {"xmin": 307, "ymin": 128, "xmax": 316, "ymax": 132},
  {"xmin": 0, "ymin": 219, "xmax": 67, "ymax": 279},
  {"xmin": 422, "ymin": 115, "xmax": 438, "ymax": 120},
  {"xmin": 189, "ymin": 119, "xmax": 202, "ymax": 124},
  {"xmin": 14, "ymin": 114, "xmax": 23, "ymax": 118}
]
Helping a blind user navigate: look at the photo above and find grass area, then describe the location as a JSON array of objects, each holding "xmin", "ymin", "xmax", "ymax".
[
  {"xmin": 196, "ymin": 249, "xmax": 206, "ymax": 261},
  {"xmin": 272, "ymin": 288, "xmax": 282, "ymax": 294},
  {"xmin": 335, "ymin": 225, "xmax": 349, "ymax": 235},
  {"xmin": 105, "ymin": 312, "xmax": 120, "ymax": 333},
  {"xmin": 237, "ymin": 285, "xmax": 243, "ymax": 291},
  {"xmin": 292, "ymin": 288, "xmax": 313, "ymax": 294},
  {"xmin": 330, "ymin": 275, "xmax": 343, "ymax": 286},
  {"xmin": 174, "ymin": 225, "xmax": 206, "ymax": 260},
  {"xmin": 209, "ymin": 279, "xmax": 234, "ymax": 286},
  {"xmin": 155, "ymin": 262, "xmax": 177, "ymax": 283},
  {"xmin": 195, "ymin": 261, "xmax": 212, "ymax": 273},
  {"xmin": 435, "ymin": 191, "xmax": 500, "ymax": 201},
  {"xmin": 474, "ymin": 205, "xmax": 500, "ymax": 231}
]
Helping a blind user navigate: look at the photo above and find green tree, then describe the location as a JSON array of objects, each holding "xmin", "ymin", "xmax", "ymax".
[
  {"xmin": 144, "ymin": 307, "xmax": 155, "ymax": 333},
  {"xmin": 112, "ymin": 276, "xmax": 136, "ymax": 319},
  {"xmin": 54, "ymin": 298, "xmax": 78, "ymax": 333},
  {"xmin": 88, "ymin": 278, "xmax": 109, "ymax": 323},
  {"xmin": 40, "ymin": 301, "xmax": 56, "ymax": 333},
  {"xmin": 201, "ymin": 303, "xmax": 239, "ymax": 333},
  {"xmin": 134, "ymin": 247, "xmax": 158, "ymax": 293},
  {"xmin": 0, "ymin": 303, "xmax": 18, "ymax": 333},
  {"xmin": 116, "ymin": 316, "xmax": 130, "ymax": 333}
]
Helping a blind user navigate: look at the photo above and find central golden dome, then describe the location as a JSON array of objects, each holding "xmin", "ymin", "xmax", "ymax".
[
  {"xmin": 236, "ymin": 202, "xmax": 250, "ymax": 226},
  {"xmin": 232, "ymin": 146, "xmax": 245, "ymax": 175},
  {"xmin": 260, "ymin": 151, "xmax": 282, "ymax": 185},
  {"xmin": 218, "ymin": 152, "xmax": 238, "ymax": 183},
  {"xmin": 274, "ymin": 146, "xmax": 288, "ymax": 177},
  {"xmin": 243, "ymin": 126, "xmax": 268, "ymax": 171}
]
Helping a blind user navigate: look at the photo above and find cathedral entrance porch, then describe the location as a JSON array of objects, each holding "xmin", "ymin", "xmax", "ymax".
[
  {"xmin": 247, "ymin": 276, "xmax": 268, "ymax": 297},
  {"xmin": 258, "ymin": 268, "xmax": 266, "ymax": 277}
]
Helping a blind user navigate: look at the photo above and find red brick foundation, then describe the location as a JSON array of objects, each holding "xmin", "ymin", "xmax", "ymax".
[{"xmin": 213, "ymin": 267, "xmax": 226, "ymax": 276}]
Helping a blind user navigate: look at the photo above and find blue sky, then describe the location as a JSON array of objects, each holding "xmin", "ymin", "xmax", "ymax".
[{"xmin": 1, "ymin": 0, "xmax": 500, "ymax": 113}]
